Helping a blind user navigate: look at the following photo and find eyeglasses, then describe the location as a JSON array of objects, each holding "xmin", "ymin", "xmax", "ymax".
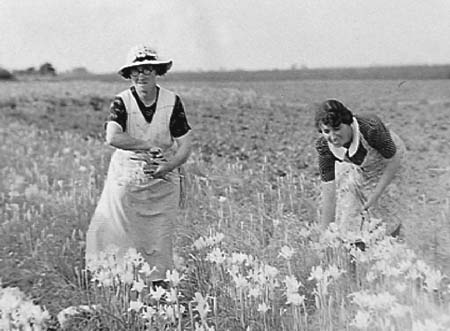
[{"xmin": 129, "ymin": 66, "xmax": 154, "ymax": 77}]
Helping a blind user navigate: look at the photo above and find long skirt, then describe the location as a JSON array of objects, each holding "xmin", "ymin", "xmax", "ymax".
[{"xmin": 86, "ymin": 150, "xmax": 180, "ymax": 281}]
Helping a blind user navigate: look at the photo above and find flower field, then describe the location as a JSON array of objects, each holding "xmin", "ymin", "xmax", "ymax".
[{"xmin": 0, "ymin": 79, "xmax": 449, "ymax": 330}]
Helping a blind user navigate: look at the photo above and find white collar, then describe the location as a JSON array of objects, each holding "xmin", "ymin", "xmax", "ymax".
[{"xmin": 327, "ymin": 117, "xmax": 360, "ymax": 161}]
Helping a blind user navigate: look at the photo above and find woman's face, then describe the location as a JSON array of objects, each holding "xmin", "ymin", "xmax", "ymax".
[
  {"xmin": 129, "ymin": 65, "xmax": 156, "ymax": 89},
  {"xmin": 319, "ymin": 122, "xmax": 353, "ymax": 147}
]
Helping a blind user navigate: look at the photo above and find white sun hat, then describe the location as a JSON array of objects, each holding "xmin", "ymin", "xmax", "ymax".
[{"xmin": 118, "ymin": 44, "xmax": 173, "ymax": 77}]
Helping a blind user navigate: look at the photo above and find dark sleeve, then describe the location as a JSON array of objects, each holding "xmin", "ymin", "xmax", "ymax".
[
  {"xmin": 365, "ymin": 116, "xmax": 397, "ymax": 159},
  {"xmin": 170, "ymin": 95, "xmax": 191, "ymax": 138},
  {"xmin": 315, "ymin": 137, "xmax": 336, "ymax": 182},
  {"xmin": 106, "ymin": 97, "xmax": 127, "ymax": 131}
]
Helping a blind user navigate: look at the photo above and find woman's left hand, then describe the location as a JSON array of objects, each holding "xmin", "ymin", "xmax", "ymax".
[
  {"xmin": 364, "ymin": 151, "xmax": 401, "ymax": 211},
  {"xmin": 151, "ymin": 163, "xmax": 173, "ymax": 179}
]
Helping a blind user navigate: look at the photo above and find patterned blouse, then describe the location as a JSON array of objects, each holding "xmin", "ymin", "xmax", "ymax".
[
  {"xmin": 107, "ymin": 86, "xmax": 191, "ymax": 138},
  {"xmin": 316, "ymin": 114, "xmax": 397, "ymax": 182}
]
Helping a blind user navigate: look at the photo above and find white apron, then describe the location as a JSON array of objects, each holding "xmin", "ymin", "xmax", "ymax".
[
  {"xmin": 86, "ymin": 86, "xmax": 180, "ymax": 281},
  {"xmin": 331, "ymin": 120, "xmax": 408, "ymax": 235}
]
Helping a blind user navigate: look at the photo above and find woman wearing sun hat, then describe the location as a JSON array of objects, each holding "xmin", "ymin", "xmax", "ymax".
[
  {"xmin": 314, "ymin": 99, "xmax": 409, "ymax": 238},
  {"xmin": 86, "ymin": 45, "xmax": 192, "ymax": 284}
]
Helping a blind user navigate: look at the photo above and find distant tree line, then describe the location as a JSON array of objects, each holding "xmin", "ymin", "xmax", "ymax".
[
  {"xmin": 0, "ymin": 62, "xmax": 58, "ymax": 80},
  {"xmin": 13, "ymin": 62, "xmax": 57, "ymax": 76},
  {"xmin": 0, "ymin": 67, "xmax": 14, "ymax": 80}
]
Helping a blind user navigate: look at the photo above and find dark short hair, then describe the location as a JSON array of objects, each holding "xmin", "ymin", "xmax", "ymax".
[
  {"xmin": 122, "ymin": 64, "xmax": 168, "ymax": 79},
  {"xmin": 314, "ymin": 99, "xmax": 354, "ymax": 132}
]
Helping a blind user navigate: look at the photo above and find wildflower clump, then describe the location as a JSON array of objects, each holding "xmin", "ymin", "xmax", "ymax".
[
  {"xmin": 83, "ymin": 246, "xmax": 188, "ymax": 330},
  {"xmin": 190, "ymin": 232, "xmax": 312, "ymax": 330},
  {"xmin": 0, "ymin": 284, "xmax": 50, "ymax": 330}
]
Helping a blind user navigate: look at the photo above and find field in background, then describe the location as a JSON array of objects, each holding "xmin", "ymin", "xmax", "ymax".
[
  {"xmin": 1, "ymin": 79, "xmax": 449, "ymax": 329},
  {"xmin": 58, "ymin": 64, "xmax": 450, "ymax": 82}
]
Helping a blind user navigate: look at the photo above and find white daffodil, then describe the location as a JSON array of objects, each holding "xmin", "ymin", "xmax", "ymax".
[
  {"xmin": 309, "ymin": 265, "xmax": 325, "ymax": 281},
  {"xmin": 248, "ymin": 286, "xmax": 261, "ymax": 298},
  {"xmin": 57, "ymin": 305, "xmax": 95, "ymax": 328},
  {"xmin": 326, "ymin": 264, "xmax": 344, "ymax": 280},
  {"xmin": 139, "ymin": 262, "xmax": 157, "ymax": 277},
  {"xmin": 206, "ymin": 247, "xmax": 226, "ymax": 264},
  {"xmin": 192, "ymin": 292, "xmax": 211, "ymax": 321},
  {"xmin": 166, "ymin": 288, "xmax": 178, "ymax": 303},
  {"xmin": 262, "ymin": 265, "xmax": 279, "ymax": 280},
  {"xmin": 218, "ymin": 196, "xmax": 227, "ymax": 203},
  {"xmin": 230, "ymin": 252, "xmax": 249, "ymax": 265},
  {"xmin": 366, "ymin": 271, "xmax": 377, "ymax": 282},
  {"xmin": 286, "ymin": 293, "xmax": 305, "ymax": 306},
  {"xmin": 150, "ymin": 286, "xmax": 167, "ymax": 301},
  {"xmin": 141, "ymin": 306, "xmax": 156, "ymax": 320},
  {"xmin": 232, "ymin": 273, "xmax": 249, "ymax": 289},
  {"xmin": 124, "ymin": 247, "xmax": 144, "ymax": 267},
  {"xmin": 279, "ymin": 246, "xmax": 295, "ymax": 260},
  {"xmin": 166, "ymin": 269, "xmax": 184, "ymax": 287},
  {"xmin": 131, "ymin": 279, "xmax": 146, "ymax": 293},
  {"xmin": 122, "ymin": 270, "xmax": 134, "ymax": 285},
  {"xmin": 284, "ymin": 275, "xmax": 302, "ymax": 294},
  {"xmin": 128, "ymin": 300, "xmax": 144, "ymax": 312},
  {"xmin": 298, "ymin": 227, "xmax": 311, "ymax": 238},
  {"xmin": 193, "ymin": 237, "xmax": 207, "ymax": 250},
  {"xmin": 257, "ymin": 302, "xmax": 270, "ymax": 314},
  {"xmin": 93, "ymin": 270, "xmax": 113, "ymax": 287},
  {"xmin": 165, "ymin": 305, "xmax": 177, "ymax": 322}
]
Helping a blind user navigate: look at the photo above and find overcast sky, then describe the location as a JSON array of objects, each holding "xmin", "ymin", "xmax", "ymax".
[{"xmin": 1, "ymin": 0, "xmax": 449, "ymax": 73}]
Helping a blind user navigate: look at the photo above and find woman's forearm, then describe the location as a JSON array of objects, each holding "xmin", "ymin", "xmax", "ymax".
[
  {"xmin": 107, "ymin": 131, "xmax": 151, "ymax": 150},
  {"xmin": 105, "ymin": 122, "xmax": 151, "ymax": 150},
  {"xmin": 165, "ymin": 145, "xmax": 191, "ymax": 171},
  {"xmin": 165, "ymin": 134, "xmax": 192, "ymax": 171}
]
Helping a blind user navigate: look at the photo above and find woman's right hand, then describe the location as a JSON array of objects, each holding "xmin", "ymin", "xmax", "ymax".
[{"xmin": 130, "ymin": 148, "xmax": 166, "ymax": 175}]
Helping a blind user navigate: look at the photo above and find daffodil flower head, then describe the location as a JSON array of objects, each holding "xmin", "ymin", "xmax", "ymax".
[
  {"xmin": 257, "ymin": 302, "xmax": 270, "ymax": 314},
  {"xmin": 279, "ymin": 246, "xmax": 295, "ymax": 260},
  {"xmin": 150, "ymin": 286, "xmax": 167, "ymax": 301},
  {"xmin": 128, "ymin": 300, "xmax": 144, "ymax": 312},
  {"xmin": 166, "ymin": 269, "xmax": 184, "ymax": 287}
]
